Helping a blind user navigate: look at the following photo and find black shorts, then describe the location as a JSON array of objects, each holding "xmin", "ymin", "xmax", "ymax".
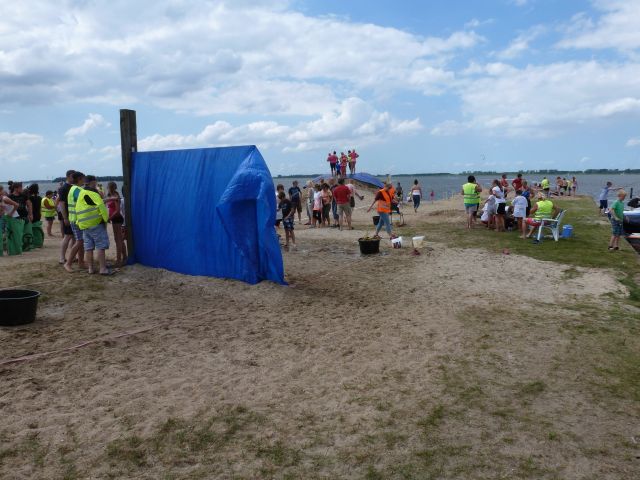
[
  {"xmin": 313, "ymin": 210, "xmax": 322, "ymax": 221},
  {"xmin": 45, "ymin": 216, "xmax": 54, "ymax": 223},
  {"xmin": 111, "ymin": 213, "xmax": 124, "ymax": 224},
  {"xmin": 63, "ymin": 223, "xmax": 73, "ymax": 236},
  {"xmin": 496, "ymin": 203, "xmax": 506, "ymax": 215},
  {"xmin": 599, "ymin": 200, "xmax": 608, "ymax": 209}
]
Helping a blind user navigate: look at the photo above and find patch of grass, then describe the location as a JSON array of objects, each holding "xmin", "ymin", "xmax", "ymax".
[
  {"xmin": 412, "ymin": 197, "xmax": 640, "ymax": 280},
  {"xmin": 518, "ymin": 380, "xmax": 546, "ymax": 397},
  {"xmin": 417, "ymin": 405, "xmax": 445, "ymax": 432},
  {"xmin": 255, "ymin": 440, "xmax": 301, "ymax": 467},
  {"xmin": 106, "ymin": 435, "xmax": 147, "ymax": 467},
  {"xmin": 561, "ymin": 266, "xmax": 582, "ymax": 280}
]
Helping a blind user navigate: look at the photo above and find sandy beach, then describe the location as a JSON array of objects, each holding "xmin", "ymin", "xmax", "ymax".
[{"xmin": 1, "ymin": 195, "xmax": 638, "ymax": 479}]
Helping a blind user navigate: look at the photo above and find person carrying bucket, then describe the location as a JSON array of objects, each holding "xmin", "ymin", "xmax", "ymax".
[{"xmin": 367, "ymin": 183, "xmax": 394, "ymax": 238}]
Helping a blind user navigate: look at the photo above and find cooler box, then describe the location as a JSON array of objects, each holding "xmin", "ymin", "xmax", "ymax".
[{"xmin": 562, "ymin": 225, "xmax": 573, "ymax": 238}]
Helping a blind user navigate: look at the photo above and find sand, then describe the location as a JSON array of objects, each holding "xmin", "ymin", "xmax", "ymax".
[{"xmin": 0, "ymin": 196, "xmax": 636, "ymax": 479}]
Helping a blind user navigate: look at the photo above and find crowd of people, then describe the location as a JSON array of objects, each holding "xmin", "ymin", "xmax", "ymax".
[
  {"xmin": 1, "ymin": 170, "xmax": 127, "ymax": 272},
  {"xmin": 460, "ymin": 173, "xmax": 629, "ymax": 250}
]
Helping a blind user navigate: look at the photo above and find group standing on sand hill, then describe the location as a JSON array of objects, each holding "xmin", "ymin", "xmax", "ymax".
[{"xmin": 1, "ymin": 170, "xmax": 127, "ymax": 273}]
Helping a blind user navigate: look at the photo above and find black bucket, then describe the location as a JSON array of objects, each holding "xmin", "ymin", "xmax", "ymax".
[
  {"xmin": 0, "ymin": 290, "xmax": 41, "ymax": 326},
  {"xmin": 372, "ymin": 215, "xmax": 380, "ymax": 226},
  {"xmin": 358, "ymin": 238, "xmax": 380, "ymax": 255}
]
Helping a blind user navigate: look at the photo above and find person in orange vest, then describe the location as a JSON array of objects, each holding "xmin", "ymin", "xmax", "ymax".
[{"xmin": 367, "ymin": 183, "xmax": 394, "ymax": 238}]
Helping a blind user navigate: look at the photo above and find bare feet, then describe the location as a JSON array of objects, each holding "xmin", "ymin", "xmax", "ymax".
[{"xmin": 63, "ymin": 263, "xmax": 74, "ymax": 273}]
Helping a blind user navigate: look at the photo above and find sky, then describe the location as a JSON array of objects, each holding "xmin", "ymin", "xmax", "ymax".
[{"xmin": 2, "ymin": 0, "xmax": 640, "ymax": 179}]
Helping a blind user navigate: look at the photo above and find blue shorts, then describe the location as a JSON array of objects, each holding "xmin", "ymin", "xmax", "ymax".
[
  {"xmin": 610, "ymin": 219, "xmax": 624, "ymax": 236},
  {"xmin": 71, "ymin": 222, "xmax": 83, "ymax": 241},
  {"xmin": 283, "ymin": 217, "xmax": 294, "ymax": 231},
  {"xmin": 83, "ymin": 224, "xmax": 110, "ymax": 251}
]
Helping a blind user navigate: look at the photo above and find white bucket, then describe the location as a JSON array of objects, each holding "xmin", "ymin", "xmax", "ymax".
[
  {"xmin": 412, "ymin": 236, "xmax": 425, "ymax": 248},
  {"xmin": 391, "ymin": 236, "xmax": 404, "ymax": 249}
]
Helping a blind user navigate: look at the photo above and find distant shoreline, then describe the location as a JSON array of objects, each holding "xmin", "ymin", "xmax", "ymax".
[{"xmin": 11, "ymin": 169, "xmax": 639, "ymax": 184}]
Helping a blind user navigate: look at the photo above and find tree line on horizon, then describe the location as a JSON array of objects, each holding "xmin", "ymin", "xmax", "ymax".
[{"xmin": 18, "ymin": 167, "xmax": 640, "ymax": 184}]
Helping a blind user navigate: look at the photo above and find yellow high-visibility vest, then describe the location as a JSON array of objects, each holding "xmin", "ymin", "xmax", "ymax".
[{"xmin": 75, "ymin": 190, "xmax": 108, "ymax": 230}]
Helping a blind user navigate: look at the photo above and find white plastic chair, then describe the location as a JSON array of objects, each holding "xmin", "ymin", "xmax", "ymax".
[{"xmin": 536, "ymin": 209, "xmax": 566, "ymax": 241}]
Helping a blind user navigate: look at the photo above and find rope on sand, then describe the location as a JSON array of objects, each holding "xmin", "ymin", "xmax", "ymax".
[{"xmin": 0, "ymin": 308, "xmax": 219, "ymax": 367}]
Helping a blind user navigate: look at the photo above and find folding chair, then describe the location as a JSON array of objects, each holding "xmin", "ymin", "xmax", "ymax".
[{"xmin": 536, "ymin": 209, "xmax": 566, "ymax": 242}]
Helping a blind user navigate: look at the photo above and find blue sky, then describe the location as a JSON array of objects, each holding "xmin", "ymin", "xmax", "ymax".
[{"xmin": 1, "ymin": 0, "xmax": 640, "ymax": 179}]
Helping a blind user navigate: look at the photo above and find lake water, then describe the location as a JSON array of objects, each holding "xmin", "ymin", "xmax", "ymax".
[
  {"xmin": 7, "ymin": 173, "xmax": 640, "ymax": 203},
  {"xmin": 274, "ymin": 173, "xmax": 640, "ymax": 201}
]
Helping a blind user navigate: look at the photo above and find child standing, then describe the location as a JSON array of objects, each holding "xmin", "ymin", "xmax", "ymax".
[
  {"xmin": 483, "ymin": 189, "xmax": 497, "ymax": 229},
  {"xmin": 512, "ymin": 190, "xmax": 528, "ymax": 239},
  {"xmin": 41, "ymin": 191, "xmax": 56, "ymax": 237},
  {"xmin": 608, "ymin": 190, "xmax": 626, "ymax": 251},
  {"xmin": 312, "ymin": 184, "xmax": 323, "ymax": 228},
  {"xmin": 278, "ymin": 192, "xmax": 296, "ymax": 249}
]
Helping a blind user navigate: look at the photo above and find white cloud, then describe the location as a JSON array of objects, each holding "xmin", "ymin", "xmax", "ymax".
[
  {"xmin": 496, "ymin": 26, "xmax": 546, "ymax": 59},
  {"xmin": 430, "ymin": 120, "xmax": 466, "ymax": 136},
  {"xmin": 0, "ymin": 1, "xmax": 482, "ymax": 116},
  {"xmin": 456, "ymin": 60, "xmax": 640, "ymax": 137},
  {"xmin": 65, "ymin": 113, "xmax": 110, "ymax": 137},
  {"xmin": 510, "ymin": 0, "xmax": 530, "ymax": 6},
  {"xmin": 0, "ymin": 132, "xmax": 44, "ymax": 164},
  {"xmin": 626, "ymin": 137, "xmax": 640, "ymax": 147},
  {"xmin": 558, "ymin": 0, "xmax": 640, "ymax": 51},
  {"xmin": 138, "ymin": 98, "xmax": 421, "ymax": 153}
]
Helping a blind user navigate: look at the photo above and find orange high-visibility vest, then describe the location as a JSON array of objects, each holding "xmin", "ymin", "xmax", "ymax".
[{"xmin": 377, "ymin": 189, "xmax": 392, "ymax": 213}]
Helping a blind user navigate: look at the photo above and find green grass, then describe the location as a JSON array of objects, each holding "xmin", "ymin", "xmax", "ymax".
[
  {"xmin": 399, "ymin": 196, "xmax": 640, "ymax": 304},
  {"xmin": 401, "ymin": 196, "xmax": 639, "ymax": 270}
]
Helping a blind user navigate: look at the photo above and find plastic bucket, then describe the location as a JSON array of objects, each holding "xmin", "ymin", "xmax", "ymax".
[
  {"xmin": 412, "ymin": 236, "xmax": 425, "ymax": 248},
  {"xmin": 562, "ymin": 225, "xmax": 573, "ymax": 238},
  {"xmin": 0, "ymin": 289, "xmax": 41, "ymax": 326},
  {"xmin": 372, "ymin": 216, "xmax": 380, "ymax": 226},
  {"xmin": 358, "ymin": 238, "xmax": 380, "ymax": 255},
  {"xmin": 391, "ymin": 237, "xmax": 403, "ymax": 249}
]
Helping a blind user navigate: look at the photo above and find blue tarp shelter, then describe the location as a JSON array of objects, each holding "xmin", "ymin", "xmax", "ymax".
[{"xmin": 130, "ymin": 146, "xmax": 285, "ymax": 285}]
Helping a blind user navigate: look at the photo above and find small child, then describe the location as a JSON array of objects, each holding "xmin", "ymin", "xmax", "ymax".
[
  {"xmin": 278, "ymin": 191, "xmax": 296, "ymax": 249},
  {"xmin": 41, "ymin": 190, "xmax": 57, "ymax": 237},
  {"xmin": 608, "ymin": 190, "xmax": 626, "ymax": 251},
  {"xmin": 483, "ymin": 191, "xmax": 497, "ymax": 229},
  {"xmin": 512, "ymin": 190, "xmax": 528, "ymax": 239}
]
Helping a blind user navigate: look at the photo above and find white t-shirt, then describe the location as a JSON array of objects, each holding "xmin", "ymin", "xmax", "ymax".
[
  {"xmin": 512, "ymin": 195, "xmax": 527, "ymax": 218},
  {"xmin": 492, "ymin": 186, "xmax": 505, "ymax": 204},
  {"xmin": 486, "ymin": 194, "xmax": 497, "ymax": 214},
  {"xmin": 1, "ymin": 196, "xmax": 18, "ymax": 217},
  {"xmin": 480, "ymin": 203, "xmax": 490, "ymax": 222}
]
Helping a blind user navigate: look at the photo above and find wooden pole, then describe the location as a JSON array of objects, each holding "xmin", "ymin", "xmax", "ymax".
[{"xmin": 120, "ymin": 109, "xmax": 137, "ymax": 262}]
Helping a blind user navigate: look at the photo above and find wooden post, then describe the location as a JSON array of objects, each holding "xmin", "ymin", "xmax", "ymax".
[{"xmin": 120, "ymin": 109, "xmax": 137, "ymax": 262}]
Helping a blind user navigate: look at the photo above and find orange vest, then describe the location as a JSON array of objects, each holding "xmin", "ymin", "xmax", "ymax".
[{"xmin": 377, "ymin": 189, "xmax": 392, "ymax": 213}]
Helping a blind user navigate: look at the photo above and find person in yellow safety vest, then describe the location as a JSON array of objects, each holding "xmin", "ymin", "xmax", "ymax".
[
  {"xmin": 75, "ymin": 188, "xmax": 112, "ymax": 275},
  {"xmin": 461, "ymin": 175, "xmax": 483, "ymax": 229},
  {"xmin": 367, "ymin": 183, "xmax": 394, "ymax": 238},
  {"xmin": 525, "ymin": 192, "xmax": 559, "ymax": 238},
  {"xmin": 41, "ymin": 190, "xmax": 57, "ymax": 237},
  {"xmin": 540, "ymin": 177, "xmax": 550, "ymax": 197},
  {"xmin": 64, "ymin": 171, "xmax": 87, "ymax": 273}
]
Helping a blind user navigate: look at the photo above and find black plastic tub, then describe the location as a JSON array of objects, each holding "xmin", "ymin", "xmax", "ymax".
[
  {"xmin": 358, "ymin": 238, "xmax": 380, "ymax": 255},
  {"xmin": 0, "ymin": 290, "xmax": 41, "ymax": 326},
  {"xmin": 372, "ymin": 215, "xmax": 380, "ymax": 226}
]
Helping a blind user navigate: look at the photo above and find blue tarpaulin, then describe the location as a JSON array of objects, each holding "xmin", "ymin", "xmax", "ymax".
[
  {"xmin": 312, "ymin": 172, "xmax": 384, "ymax": 189},
  {"xmin": 130, "ymin": 146, "xmax": 285, "ymax": 285}
]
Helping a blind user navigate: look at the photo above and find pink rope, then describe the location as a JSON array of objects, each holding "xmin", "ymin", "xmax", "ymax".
[{"xmin": 0, "ymin": 308, "xmax": 219, "ymax": 367}]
